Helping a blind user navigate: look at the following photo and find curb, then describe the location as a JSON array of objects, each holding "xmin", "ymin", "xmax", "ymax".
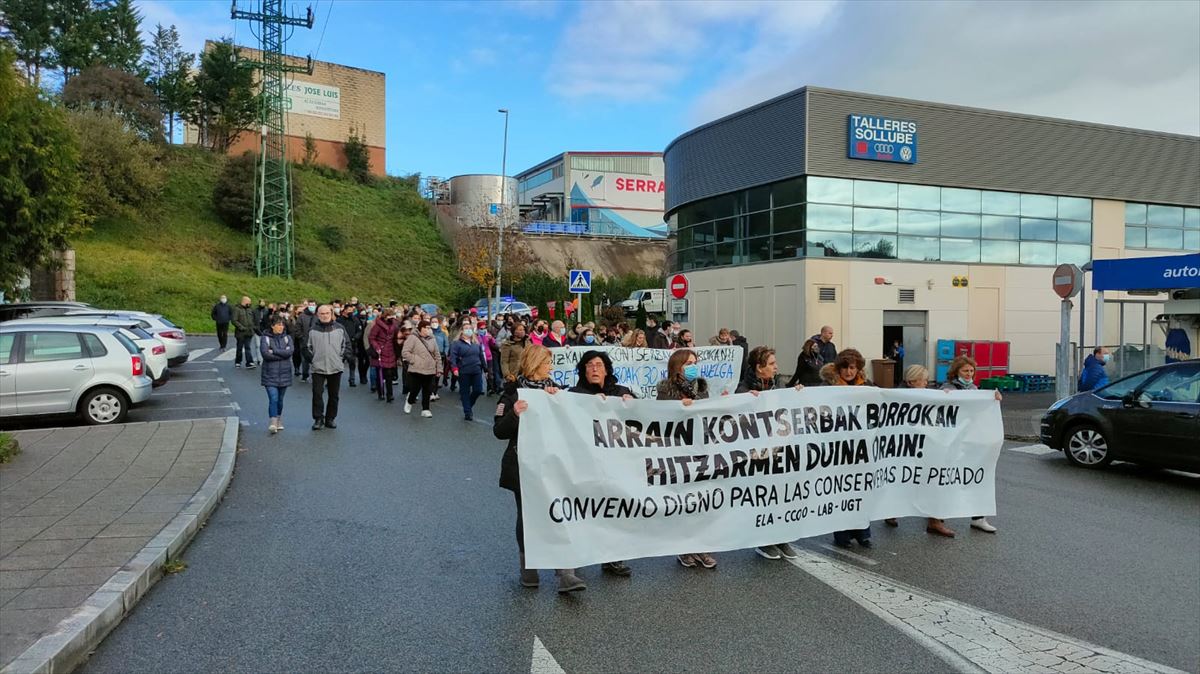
[{"xmin": 0, "ymin": 416, "xmax": 239, "ymax": 674}]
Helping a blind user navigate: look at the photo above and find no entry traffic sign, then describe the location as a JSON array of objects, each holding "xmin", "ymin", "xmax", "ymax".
[
  {"xmin": 669, "ymin": 273, "xmax": 689, "ymax": 299},
  {"xmin": 1052, "ymin": 264, "xmax": 1082, "ymax": 299}
]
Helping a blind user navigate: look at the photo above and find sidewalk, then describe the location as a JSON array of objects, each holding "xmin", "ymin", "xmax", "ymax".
[
  {"xmin": 1000, "ymin": 391, "xmax": 1055, "ymax": 441},
  {"xmin": 0, "ymin": 418, "xmax": 237, "ymax": 673}
]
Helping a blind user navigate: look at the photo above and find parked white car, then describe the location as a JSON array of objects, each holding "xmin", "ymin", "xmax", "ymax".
[
  {"xmin": 4, "ymin": 317, "xmax": 170, "ymax": 386},
  {"xmin": 64, "ymin": 310, "xmax": 189, "ymax": 366},
  {"xmin": 0, "ymin": 323, "xmax": 154, "ymax": 424}
]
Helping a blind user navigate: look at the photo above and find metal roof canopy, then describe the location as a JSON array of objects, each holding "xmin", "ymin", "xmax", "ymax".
[{"xmin": 1091, "ymin": 253, "xmax": 1200, "ymax": 291}]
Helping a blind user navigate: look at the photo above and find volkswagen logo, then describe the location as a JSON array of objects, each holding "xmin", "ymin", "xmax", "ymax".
[{"xmin": 900, "ymin": 146, "xmax": 913, "ymax": 161}]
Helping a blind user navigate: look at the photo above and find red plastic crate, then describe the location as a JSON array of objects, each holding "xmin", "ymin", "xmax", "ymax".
[
  {"xmin": 973, "ymin": 342, "xmax": 994, "ymax": 367},
  {"xmin": 955, "ymin": 341, "xmax": 971, "ymax": 357},
  {"xmin": 992, "ymin": 341, "xmax": 1010, "ymax": 369}
]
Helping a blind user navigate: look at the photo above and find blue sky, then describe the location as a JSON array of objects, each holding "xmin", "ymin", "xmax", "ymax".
[{"xmin": 139, "ymin": 0, "xmax": 1200, "ymax": 179}]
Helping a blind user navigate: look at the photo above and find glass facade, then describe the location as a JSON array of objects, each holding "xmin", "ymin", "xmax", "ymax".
[
  {"xmin": 1123, "ymin": 202, "xmax": 1200, "ymax": 252},
  {"xmin": 671, "ymin": 176, "xmax": 1095, "ymax": 271}
]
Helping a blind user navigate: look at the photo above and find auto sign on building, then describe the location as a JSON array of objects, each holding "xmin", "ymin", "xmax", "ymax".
[{"xmin": 847, "ymin": 114, "xmax": 917, "ymax": 164}]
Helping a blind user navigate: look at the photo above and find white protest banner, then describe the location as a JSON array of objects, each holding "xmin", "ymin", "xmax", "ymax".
[
  {"xmin": 549, "ymin": 345, "xmax": 743, "ymax": 399},
  {"xmin": 518, "ymin": 386, "xmax": 1002, "ymax": 569}
]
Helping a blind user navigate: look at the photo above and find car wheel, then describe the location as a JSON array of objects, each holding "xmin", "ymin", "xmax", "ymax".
[
  {"xmin": 1063, "ymin": 424, "xmax": 1113, "ymax": 468},
  {"xmin": 78, "ymin": 387, "xmax": 129, "ymax": 425}
]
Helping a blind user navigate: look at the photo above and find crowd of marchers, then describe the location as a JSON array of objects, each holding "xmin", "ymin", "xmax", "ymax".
[{"xmin": 210, "ymin": 294, "xmax": 1000, "ymax": 595}]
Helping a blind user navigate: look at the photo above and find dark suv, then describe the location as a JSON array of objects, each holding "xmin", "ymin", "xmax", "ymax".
[
  {"xmin": 0, "ymin": 302, "xmax": 92, "ymax": 323},
  {"xmin": 1040, "ymin": 361, "xmax": 1199, "ymax": 472}
]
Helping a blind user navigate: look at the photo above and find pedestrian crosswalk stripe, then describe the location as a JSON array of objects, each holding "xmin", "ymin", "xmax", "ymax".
[
  {"xmin": 189, "ymin": 348, "xmax": 213, "ymax": 361},
  {"xmin": 214, "ymin": 349, "xmax": 236, "ymax": 362},
  {"xmin": 1008, "ymin": 444, "xmax": 1056, "ymax": 455}
]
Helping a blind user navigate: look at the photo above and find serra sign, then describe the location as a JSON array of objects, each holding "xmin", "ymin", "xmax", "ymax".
[
  {"xmin": 285, "ymin": 81, "xmax": 341, "ymax": 120},
  {"xmin": 848, "ymin": 114, "xmax": 917, "ymax": 164}
]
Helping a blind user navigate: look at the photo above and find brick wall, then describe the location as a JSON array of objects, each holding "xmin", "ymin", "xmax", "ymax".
[{"xmin": 227, "ymin": 134, "xmax": 386, "ymax": 176}]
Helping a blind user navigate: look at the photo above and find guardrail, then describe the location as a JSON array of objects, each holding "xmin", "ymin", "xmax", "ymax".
[{"xmin": 519, "ymin": 220, "xmax": 666, "ymax": 240}]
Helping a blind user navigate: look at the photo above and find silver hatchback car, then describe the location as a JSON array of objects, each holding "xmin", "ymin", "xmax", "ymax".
[{"xmin": 0, "ymin": 324, "xmax": 154, "ymax": 425}]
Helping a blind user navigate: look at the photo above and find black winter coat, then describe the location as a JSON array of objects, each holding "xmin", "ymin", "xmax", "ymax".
[
  {"xmin": 788, "ymin": 352, "xmax": 823, "ymax": 387},
  {"xmin": 569, "ymin": 377, "xmax": 635, "ymax": 397},
  {"xmin": 211, "ymin": 301, "xmax": 232, "ymax": 324},
  {"xmin": 493, "ymin": 382, "xmax": 526, "ymax": 492},
  {"xmin": 259, "ymin": 332, "xmax": 295, "ymax": 387}
]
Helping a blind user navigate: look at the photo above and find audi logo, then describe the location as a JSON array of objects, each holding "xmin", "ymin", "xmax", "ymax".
[{"xmin": 873, "ymin": 143, "xmax": 894, "ymax": 154}]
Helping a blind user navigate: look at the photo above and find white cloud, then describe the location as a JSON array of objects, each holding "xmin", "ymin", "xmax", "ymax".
[
  {"xmin": 545, "ymin": 0, "xmax": 836, "ymax": 101},
  {"xmin": 689, "ymin": 0, "xmax": 1200, "ymax": 135}
]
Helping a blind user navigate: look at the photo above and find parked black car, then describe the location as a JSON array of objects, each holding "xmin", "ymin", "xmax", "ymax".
[
  {"xmin": 0, "ymin": 302, "xmax": 91, "ymax": 323},
  {"xmin": 1041, "ymin": 361, "xmax": 1199, "ymax": 471}
]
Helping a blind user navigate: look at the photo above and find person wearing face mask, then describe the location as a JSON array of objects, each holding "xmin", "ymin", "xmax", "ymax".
[
  {"xmin": 940, "ymin": 356, "xmax": 1001, "ymax": 534},
  {"xmin": 530, "ymin": 321, "xmax": 548, "ymax": 346},
  {"xmin": 657, "ymin": 349, "xmax": 718, "ymax": 569},
  {"xmin": 430, "ymin": 318, "xmax": 449, "ymax": 400},
  {"xmin": 288, "ymin": 304, "xmax": 307, "ymax": 378},
  {"xmin": 476, "ymin": 320, "xmax": 502, "ymax": 395},
  {"xmin": 401, "ymin": 320, "xmax": 443, "ymax": 417},
  {"xmin": 361, "ymin": 308, "xmax": 379, "ymax": 393},
  {"xmin": 212, "ymin": 295, "xmax": 233, "ymax": 350},
  {"xmin": 297, "ymin": 299, "xmax": 318, "ymax": 382},
  {"xmin": 259, "ymin": 315, "xmax": 294, "ymax": 434},
  {"xmin": 579, "ymin": 327, "xmax": 597, "ymax": 346},
  {"xmin": 448, "ymin": 319, "xmax": 487, "ymax": 420},
  {"xmin": 336, "ymin": 306, "xmax": 362, "ymax": 388},
  {"xmin": 569, "ymin": 351, "xmax": 637, "ymax": 579},
  {"xmin": 500, "ymin": 322, "xmax": 528, "ymax": 381},
  {"xmin": 545, "ymin": 320, "xmax": 569, "ymax": 348},
  {"xmin": 1078, "ymin": 347, "xmax": 1111, "ymax": 392},
  {"xmin": 305, "ymin": 304, "xmax": 353, "ymax": 430},
  {"xmin": 354, "ymin": 304, "xmax": 371, "ymax": 387},
  {"xmin": 231, "ymin": 296, "xmax": 258, "ymax": 369},
  {"xmin": 368, "ymin": 309, "xmax": 399, "ymax": 402}
]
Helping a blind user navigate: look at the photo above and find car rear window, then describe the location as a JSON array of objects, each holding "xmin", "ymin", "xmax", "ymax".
[
  {"xmin": 23, "ymin": 331, "xmax": 85, "ymax": 362},
  {"xmin": 157, "ymin": 317, "xmax": 179, "ymax": 329},
  {"xmin": 127, "ymin": 326, "xmax": 154, "ymax": 340},
  {"xmin": 111, "ymin": 331, "xmax": 140, "ymax": 355},
  {"xmin": 82, "ymin": 333, "xmax": 108, "ymax": 357}
]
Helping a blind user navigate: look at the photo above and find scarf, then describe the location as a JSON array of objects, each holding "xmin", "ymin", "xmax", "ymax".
[
  {"xmin": 672, "ymin": 377, "xmax": 697, "ymax": 400},
  {"xmin": 517, "ymin": 375, "xmax": 555, "ymax": 390}
]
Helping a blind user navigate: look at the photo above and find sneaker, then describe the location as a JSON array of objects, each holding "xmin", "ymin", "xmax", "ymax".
[
  {"xmin": 755, "ymin": 545, "xmax": 782, "ymax": 560},
  {"xmin": 404, "ymin": 401, "xmax": 412, "ymax": 414},
  {"xmin": 311, "ymin": 419, "xmax": 323, "ymax": 431},
  {"xmin": 324, "ymin": 419, "xmax": 337, "ymax": 429},
  {"xmin": 776, "ymin": 542, "xmax": 798, "ymax": 559},
  {"xmin": 833, "ymin": 539, "xmax": 854, "ymax": 550},
  {"xmin": 268, "ymin": 422, "xmax": 278, "ymax": 435},
  {"xmin": 277, "ymin": 421, "xmax": 284, "ymax": 431},
  {"xmin": 858, "ymin": 539, "xmax": 874, "ymax": 549},
  {"xmin": 464, "ymin": 413, "xmax": 473, "ymax": 421},
  {"xmin": 234, "ymin": 363, "xmax": 242, "ymax": 369},
  {"xmin": 601, "ymin": 561, "xmax": 632, "ymax": 577},
  {"xmin": 697, "ymin": 553, "xmax": 717, "ymax": 569},
  {"xmin": 421, "ymin": 410, "xmax": 433, "ymax": 418},
  {"xmin": 246, "ymin": 362, "xmax": 257, "ymax": 369},
  {"xmin": 349, "ymin": 382, "xmax": 356, "ymax": 388},
  {"xmin": 677, "ymin": 554, "xmax": 697, "ymax": 568},
  {"xmin": 431, "ymin": 394, "xmax": 440, "ymax": 401},
  {"xmin": 556, "ymin": 569, "xmax": 586, "ymax": 594},
  {"xmin": 971, "ymin": 517, "xmax": 998, "ymax": 533}
]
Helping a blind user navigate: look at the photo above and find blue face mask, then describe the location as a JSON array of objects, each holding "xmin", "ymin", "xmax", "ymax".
[
  {"xmin": 957, "ymin": 376, "xmax": 972, "ymax": 386},
  {"xmin": 584, "ymin": 335, "xmax": 595, "ymax": 344},
  {"xmin": 683, "ymin": 364, "xmax": 700, "ymax": 381}
]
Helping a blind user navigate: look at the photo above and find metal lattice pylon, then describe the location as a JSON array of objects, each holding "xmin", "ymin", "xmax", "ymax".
[{"xmin": 232, "ymin": 0, "xmax": 314, "ymax": 278}]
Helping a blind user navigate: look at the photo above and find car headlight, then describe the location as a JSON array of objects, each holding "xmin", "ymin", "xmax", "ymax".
[{"xmin": 1047, "ymin": 397, "xmax": 1070, "ymax": 412}]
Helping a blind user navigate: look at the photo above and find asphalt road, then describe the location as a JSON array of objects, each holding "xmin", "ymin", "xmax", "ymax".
[{"xmin": 76, "ymin": 342, "xmax": 1200, "ymax": 673}]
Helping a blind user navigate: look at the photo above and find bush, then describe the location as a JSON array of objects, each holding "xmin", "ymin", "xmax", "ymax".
[
  {"xmin": 68, "ymin": 110, "xmax": 164, "ymax": 220},
  {"xmin": 214, "ymin": 152, "xmax": 302, "ymax": 233},
  {"xmin": 316, "ymin": 224, "xmax": 345, "ymax": 251},
  {"xmin": 344, "ymin": 125, "xmax": 372, "ymax": 184},
  {"xmin": 0, "ymin": 432, "xmax": 20, "ymax": 464}
]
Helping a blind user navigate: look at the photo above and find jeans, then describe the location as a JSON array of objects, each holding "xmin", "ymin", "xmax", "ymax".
[
  {"xmin": 216, "ymin": 322, "xmax": 229, "ymax": 349},
  {"xmin": 235, "ymin": 335, "xmax": 255, "ymax": 365},
  {"xmin": 265, "ymin": 385, "xmax": 287, "ymax": 417},
  {"xmin": 489, "ymin": 357, "xmax": 503, "ymax": 392},
  {"xmin": 367, "ymin": 365, "xmax": 378, "ymax": 391},
  {"xmin": 311, "ymin": 371, "xmax": 342, "ymax": 421},
  {"xmin": 459, "ymin": 370, "xmax": 483, "ymax": 417}
]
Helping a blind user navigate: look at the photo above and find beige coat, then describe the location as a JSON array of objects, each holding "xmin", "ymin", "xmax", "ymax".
[{"xmin": 402, "ymin": 333, "xmax": 442, "ymax": 376}]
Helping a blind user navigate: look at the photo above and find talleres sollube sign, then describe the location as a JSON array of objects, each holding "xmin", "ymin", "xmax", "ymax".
[{"xmin": 848, "ymin": 114, "xmax": 917, "ymax": 164}]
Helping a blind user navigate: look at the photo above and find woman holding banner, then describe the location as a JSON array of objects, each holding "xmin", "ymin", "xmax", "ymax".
[
  {"xmin": 828, "ymin": 348, "xmax": 878, "ymax": 550},
  {"xmin": 657, "ymin": 349, "xmax": 719, "ymax": 569},
  {"xmin": 941, "ymin": 356, "xmax": 1000, "ymax": 534},
  {"xmin": 736, "ymin": 346, "xmax": 802, "ymax": 561},
  {"xmin": 570, "ymin": 351, "xmax": 638, "ymax": 579},
  {"xmin": 494, "ymin": 344, "xmax": 585, "ymax": 593}
]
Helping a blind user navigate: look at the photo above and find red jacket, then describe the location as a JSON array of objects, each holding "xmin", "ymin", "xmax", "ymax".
[{"xmin": 369, "ymin": 318, "xmax": 399, "ymax": 368}]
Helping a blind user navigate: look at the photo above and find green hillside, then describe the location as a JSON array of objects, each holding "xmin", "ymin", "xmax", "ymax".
[{"xmin": 74, "ymin": 147, "xmax": 465, "ymax": 333}]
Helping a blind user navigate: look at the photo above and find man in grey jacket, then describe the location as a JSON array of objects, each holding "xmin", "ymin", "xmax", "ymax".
[{"xmin": 306, "ymin": 304, "xmax": 353, "ymax": 430}]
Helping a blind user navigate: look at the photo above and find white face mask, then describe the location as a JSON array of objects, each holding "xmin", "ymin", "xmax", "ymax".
[
  {"xmin": 432, "ymin": 322, "xmax": 439, "ymax": 329},
  {"xmin": 463, "ymin": 329, "xmax": 475, "ymax": 337},
  {"xmin": 219, "ymin": 297, "xmax": 227, "ymax": 303}
]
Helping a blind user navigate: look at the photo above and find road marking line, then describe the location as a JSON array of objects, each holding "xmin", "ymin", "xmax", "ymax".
[
  {"xmin": 1008, "ymin": 444, "xmax": 1056, "ymax": 455},
  {"xmin": 152, "ymin": 390, "xmax": 231, "ymax": 397},
  {"xmin": 214, "ymin": 350, "xmax": 236, "ymax": 362},
  {"xmin": 188, "ymin": 348, "xmax": 213, "ymax": 361},
  {"xmin": 167, "ymin": 378, "xmax": 225, "ymax": 383},
  {"xmin": 531, "ymin": 636, "xmax": 565, "ymax": 674},
  {"xmin": 816, "ymin": 542, "xmax": 880, "ymax": 565},
  {"xmin": 786, "ymin": 549, "xmax": 1185, "ymax": 674}
]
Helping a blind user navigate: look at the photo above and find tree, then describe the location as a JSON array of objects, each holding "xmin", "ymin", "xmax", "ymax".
[
  {"xmin": 0, "ymin": 0, "xmax": 55, "ymax": 87},
  {"xmin": 453, "ymin": 209, "xmax": 536, "ymax": 292},
  {"xmin": 63, "ymin": 64, "xmax": 161, "ymax": 140},
  {"xmin": 49, "ymin": 0, "xmax": 103, "ymax": 85},
  {"xmin": 67, "ymin": 109, "xmax": 162, "ymax": 220},
  {"xmin": 94, "ymin": 0, "xmax": 142, "ymax": 75},
  {"xmin": 187, "ymin": 39, "xmax": 257, "ymax": 153},
  {"xmin": 213, "ymin": 151, "xmax": 302, "ymax": 234},
  {"xmin": 142, "ymin": 22, "xmax": 192, "ymax": 142},
  {"xmin": 343, "ymin": 125, "xmax": 371, "ymax": 184},
  {"xmin": 302, "ymin": 131, "xmax": 318, "ymax": 165},
  {"xmin": 0, "ymin": 46, "xmax": 85, "ymax": 295}
]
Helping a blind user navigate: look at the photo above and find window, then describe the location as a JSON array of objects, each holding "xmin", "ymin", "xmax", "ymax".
[
  {"xmin": 1021, "ymin": 194, "xmax": 1057, "ymax": 219},
  {"xmin": 747, "ymin": 211, "xmax": 771, "ymax": 238},
  {"xmin": 23, "ymin": 332, "xmax": 85, "ymax": 363},
  {"xmin": 854, "ymin": 207, "xmax": 896, "ymax": 232},
  {"xmin": 1057, "ymin": 220, "xmax": 1091, "ymax": 244},
  {"xmin": 1123, "ymin": 201, "xmax": 1197, "ymax": 252},
  {"xmin": 898, "ymin": 184, "xmax": 940, "ymax": 211},
  {"xmin": 899, "ymin": 236, "xmax": 939, "ymax": 261},
  {"xmin": 981, "ymin": 240, "xmax": 1019, "ymax": 264},
  {"xmin": 941, "ymin": 188, "xmax": 981, "ymax": 213},
  {"xmin": 806, "ymin": 204, "xmax": 852, "ymax": 231},
  {"xmin": 941, "ymin": 213, "xmax": 981, "ymax": 238},
  {"xmin": 941, "ymin": 238, "xmax": 980, "ymax": 263},
  {"xmin": 806, "ymin": 231, "xmax": 851, "ymax": 257},
  {"xmin": 773, "ymin": 204, "xmax": 804, "ymax": 233},
  {"xmin": 854, "ymin": 233, "xmax": 897, "ymax": 259},
  {"xmin": 899, "ymin": 210, "xmax": 940, "ymax": 236},
  {"xmin": 982, "ymin": 215, "xmax": 1019, "ymax": 240},
  {"xmin": 1124, "ymin": 203, "xmax": 1147, "ymax": 225},
  {"xmin": 1143, "ymin": 366, "xmax": 1200, "ymax": 403},
  {"xmin": 745, "ymin": 236, "xmax": 772, "ymax": 263},
  {"xmin": 82, "ymin": 333, "xmax": 108, "ymax": 357},
  {"xmin": 1147, "ymin": 227, "xmax": 1183, "ymax": 249},
  {"xmin": 1020, "ymin": 241, "xmax": 1056, "ymax": 266},
  {"xmin": 772, "ymin": 178, "xmax": 804, "ymax": 207},
  {"xmin": 1056, "ymin": 243, "xmax": 1092, "ymax": 266},
  {"xmin": 1057, "ymin": 197, "xmax": 1091, "ymax": 221},
  {"xmin": 807, "ymin": 177, "xmax": 852, "ymax": 204},
  {"xmin": 1020, "ymin": 218, "xmax": 1057, "ymax": 241},
  {"xmin": 0, "ymin": 334, "xmax": 13, "ymax": 363},
  {"xmin": 982, "ymin": 191, "xmax": 1020, "ymax": 216},
  {"xmin": 853, "ymin": 181, "xmax": 897, "ymax": 208},
  {"xmin": 771, "ymin": 230, "xmax": 805, "ymax": 259},
  {"xmin": 747, "ymin": 185, "xmax": 771, "ymax": 212},
  {"xmin": 1095, "ymin": 369, "xmax": 1159, "ymax": 400}
]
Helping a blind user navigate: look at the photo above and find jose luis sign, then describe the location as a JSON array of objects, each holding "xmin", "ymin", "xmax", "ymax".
[{"xmin": 848, "ymin": 114, "xmax": 917, "ymax": 164}]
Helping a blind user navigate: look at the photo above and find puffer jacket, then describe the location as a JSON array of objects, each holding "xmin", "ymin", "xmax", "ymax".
[
  {"xmin": 402, "ymin": 333, "xmax": 442, "ymax": 376},
  {"xmin": 369, "ymin": 318, "xmax": 398, "ymax": 368},
  {"xmin": 494, "ymin": 380, "xmax": 540, "ymax": 492},
  {"xmin": 1078, "ymin": 354, "xmax": 1110, "ymax": 391},
  {"xmin": 788, "ymin": 352, "xmax": 824, "ymax": 387},
  {"xmin": 656, "ymin": 376, "xmax": 709, "ymax": 401},
  {"xmin": 259, "ymin": 332, "xmax": 294, "ymax": 387},
  {"xmin": 449, "ymin": 337, "xmax": 486, "ymax": 375},
  {"xmin": 500, "ymin": 337, "xmax": 527, "ymax": 379}
]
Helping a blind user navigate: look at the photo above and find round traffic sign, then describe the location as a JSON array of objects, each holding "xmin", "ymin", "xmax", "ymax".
[
  {"xmin": 1052, "ymin": 263, "xmax": 1082, "ymax": 299},
  {"xmin": 669, "ymin": 273, "xmax": 689, "ymax": 299}
]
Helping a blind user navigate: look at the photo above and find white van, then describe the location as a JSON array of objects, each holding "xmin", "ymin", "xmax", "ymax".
[{"xmin": 619, "ymin": 289, "xmax": 666, "ymax": 315}]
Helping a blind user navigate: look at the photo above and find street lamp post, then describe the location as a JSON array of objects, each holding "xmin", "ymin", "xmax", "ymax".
[{"xmin": 494, "ymin": 108, "xmax": 509, "ymax": 319}]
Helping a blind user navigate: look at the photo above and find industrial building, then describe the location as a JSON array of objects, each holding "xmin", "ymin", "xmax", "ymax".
[
  {"xmin": 515, "ymin": 152, "xmax": 667, "ymax": 238},
  {"xmin": 663, "ymin": 86, "xmax": 1200, "ymax": 380},
  {"xmin": 188, "ymin": 41, "xmax": 386, "ymax": 176},
  {"xmin": 445, "ymin": 174, "xmax": 518, "ymax": 225}
]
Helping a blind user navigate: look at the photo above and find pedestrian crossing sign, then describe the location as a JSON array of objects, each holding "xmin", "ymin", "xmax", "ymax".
[{"xmin": 568, "ymin": 269, "xmax": 592, "ymax": 293}]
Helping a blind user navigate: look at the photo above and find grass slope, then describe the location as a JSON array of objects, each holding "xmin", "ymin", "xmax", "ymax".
[{"xmin": 74, "ymin": 148, "xmax": 464, "ymax": 333}]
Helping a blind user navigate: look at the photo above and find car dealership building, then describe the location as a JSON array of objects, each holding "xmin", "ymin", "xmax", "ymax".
[{"xmin": 664, "ymin": 86, "xmax": 1200, "ymax": 380}]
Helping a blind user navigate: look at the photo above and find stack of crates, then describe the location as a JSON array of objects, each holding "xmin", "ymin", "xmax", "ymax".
[
  {"xmin": 934, "ymin": 340, "xmax": 956, "ymax": 383},
  {"xmin": 1011, "ymin": 373, "xmax": 1055, "ymax": 393},
  {"xmin": 980, "ymin": 376, "xmax": 1020, "ymax": 391},
  {"xmin": 935, "ymin": 339, "xmax": 1012, "ymax": 384}
]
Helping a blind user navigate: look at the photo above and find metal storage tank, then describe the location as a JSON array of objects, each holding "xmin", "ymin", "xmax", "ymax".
[{"xmin": 449, "ymin": 174, "xmax": 518, "ymax": 209}]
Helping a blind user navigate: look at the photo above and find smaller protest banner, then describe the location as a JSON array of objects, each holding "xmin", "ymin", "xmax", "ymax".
[{"xmin": 549, "ymin": 346, "xmax": 743, "ymax": 399}]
